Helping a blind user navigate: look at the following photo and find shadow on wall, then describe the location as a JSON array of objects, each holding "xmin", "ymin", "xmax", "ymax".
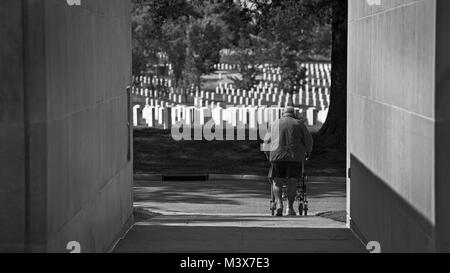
[{"xmin": 350, "ymin": 155, "xmax": 435, "ymax": 253}]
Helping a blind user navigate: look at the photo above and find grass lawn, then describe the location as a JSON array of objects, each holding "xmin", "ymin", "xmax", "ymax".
[{"xmin": 134, "ymin": 128, "xmax": 346, "ymax": 177}]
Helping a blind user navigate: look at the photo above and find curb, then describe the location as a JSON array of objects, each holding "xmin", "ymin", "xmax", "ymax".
[
  {"xmin": 133, "ymin": 206, "xmax": 324, "ymax": 218},
  {"xmin": 134, "ymin": 174, "xmax": 162, "ymax": 181},
  {"xmin": 133, "ymin": 207, "xmax": 162, "ymax": 219},
  {"xmin": 209, "ymin": 174, "xmax": 268, "ymax": 181}
]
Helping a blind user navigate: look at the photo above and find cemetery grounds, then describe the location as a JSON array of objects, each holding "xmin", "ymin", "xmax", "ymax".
[{"xmin": 133, "ymin": 67, "xmax": 344, "ymax": 178}]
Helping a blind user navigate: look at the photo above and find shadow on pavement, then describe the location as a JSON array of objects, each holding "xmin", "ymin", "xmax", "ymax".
[{"xmin": 134, "ymin": 179, "xmax": 346, "ymax": 215}]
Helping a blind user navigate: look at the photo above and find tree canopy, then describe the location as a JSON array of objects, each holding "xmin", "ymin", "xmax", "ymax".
[
  {"xmin": 132, "ymin": 0, "xmax": 333, "ymax": 90},
  {"xmin": 132, "ymin": 0, "xmax": 348, "ymax": 149}
]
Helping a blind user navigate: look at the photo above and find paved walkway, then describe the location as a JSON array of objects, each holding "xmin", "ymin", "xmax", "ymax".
[
  {"xmin": 132, "ymin": 177, "xmax": 347, "ymax": 216},
  {"xmin": 113, "ymin": 177, "xmax": 366, "ymax": 253}
]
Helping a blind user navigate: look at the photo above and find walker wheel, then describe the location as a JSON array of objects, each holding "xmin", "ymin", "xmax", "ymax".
[
  {"xmin": 298, "ymin": 203, "xmax": 304, "ymax": 216},
  {"xmin": 270, "ymin": 202, "xmax": 276, "ymax": 216}
]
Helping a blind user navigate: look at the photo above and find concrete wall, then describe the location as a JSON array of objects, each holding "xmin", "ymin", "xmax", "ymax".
[
  {"xmin": 348, "ymin": 0, "xmax": 450, "ymax": 252},
  {"xmin": 0, "ymin": 0, "xmax": 133, "ymax": 252},
  {"xmin": 0, "ymin": 0, "xmax": 27, "ymax": 252}
]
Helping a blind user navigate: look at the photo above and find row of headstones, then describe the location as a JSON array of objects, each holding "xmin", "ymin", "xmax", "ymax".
[
  {"xmin": 214, "ymin": 86, "xmax": 330, "ymax": 109},
  {"xmin": 212, "ymin": 62, "xmax": 331, "ymax": 76},
  {"xmin": 218, "ymin": 93, "xmax": 330, "ymax": 110},
  {"xmin": 217, "ymin": 81, "xmax": 330, "ymax": 96},
  {"xmin": 213, "ymin": 63, "xmax": 240, "ymax": 71},
  {"xmin": 132, "ymin": 87, "xmax": 165, "ymax": 99},
  {"xmin": 262, "ymin": 72, "xmax": 330, "ymax": 88},
  {"xmin": 132, "ymin": 81, "xmax": 331, "ymax": 111},
  {"xmin": 156, "ymin": 52, "xmax": 169, "ymax": 60},
  {"xmin": 213, "ymin": 62, "xmax": 329, "ymax": 72},
  {"xmin": 262, "ymin": 67, "xmax": 282, "ymax": 74},
  {"xmin": 132, "ymin": 85, "xmax": 198, "ymax": 102},
  {"xmin": 303, "ymin": 63, "xmax": 331, "ymax": 82},
  {"xmin": 133, "ymin": 62, "xmax": 330, "ymax": 85},
  {"xmin": 261, "ymin": 64, "xmax": 330, "ymax": 77},
  {"xmin": 132, "ymin": 84, "xmax": 330, "ymax": 110},
  {"xmin": 135, "ymin": 92, "xmax": 322, "ymax": 113},
  {"xmin": 134, "ymin": 86, "xmax": 329, "ymax": 110},
  {"xmin": 132, "ymin": 83, "xmax": 330, "ymax": 100},
  {"xmin": 132, "ymin": 75, "xmax": 172, "ymax": 88},
  {"xmin": 141, "ymin": 90, "xmax": 222, "ymax": 109},
  {"xmin": 140, "ymin": 96, "xmax": 225, "ymax": 111},
  {"xmin": 135, "ymin": 95, "xmax": 328, "ymax": 121},
  {"xmin": 131, "ymin": 72, "xmax": 329, "ymax": 99},
  {"xmin": 131, "ymin": 64, "xmax": 331, "ymax": 110},
  {"xmin": 218, "ymin": 81, "xmax": 276, "ymax": 90},
  {"xmin": 133, "ymin": 104, "xmax": 329, "ymax": 130},
  {"xmin": 216, "ymin": 68, "xmax": 330, "ymax": 91},
  {"xmin": 216, "ymin": 84, "xmax": 330, "ymax": 97},
  {"xmin": 303, "ymin": 62, "xmax": 331, "ymax": 74},
  {"xmin": 262, "ymin": 73, "xmax": 282, "ymax": 82}
]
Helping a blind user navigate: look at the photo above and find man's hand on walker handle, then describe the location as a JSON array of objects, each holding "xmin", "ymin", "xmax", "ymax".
[{"xmin": 305, "ymin": 153, "xmax": 311, "ymax": 161}]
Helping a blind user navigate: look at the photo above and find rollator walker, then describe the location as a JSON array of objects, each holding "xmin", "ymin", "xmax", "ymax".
[{"xmin": 269, "ymin": 157, "xmax": 309, "ymax": 216}]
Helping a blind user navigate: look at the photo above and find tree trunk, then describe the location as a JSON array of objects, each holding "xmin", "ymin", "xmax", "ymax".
[
  {"xmin": 197, "ymin": 75, "xmax": 202, "ymax": 91},
  {"xmin": 318, "ymin": 0, "xmax": 348, "ymax": 149}
]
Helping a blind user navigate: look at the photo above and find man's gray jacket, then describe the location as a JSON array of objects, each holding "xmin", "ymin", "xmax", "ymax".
[{"xmin": 264, "ymin": 113, "xmax": 313, "ymax": 163}]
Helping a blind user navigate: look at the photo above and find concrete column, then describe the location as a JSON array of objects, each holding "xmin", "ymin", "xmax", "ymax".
[
  {"xmin": 348, "ymin": 0, "xmax": 446, "ymax": 252},
  {"xmin": 0, "ymin": 0, "xmax": 133, "ymax": 252}
]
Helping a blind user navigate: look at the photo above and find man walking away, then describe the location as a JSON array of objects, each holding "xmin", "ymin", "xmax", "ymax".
[{"xmin": 264, "ymin": 106, "xmax": 313, "ymax": 216}]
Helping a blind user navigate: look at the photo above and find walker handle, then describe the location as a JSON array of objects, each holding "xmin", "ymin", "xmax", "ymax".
[{"xmin": 305, "ymin": 153, "xmax": 311, "ymax": 161}]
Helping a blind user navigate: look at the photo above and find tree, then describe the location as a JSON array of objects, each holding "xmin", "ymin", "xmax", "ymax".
[
  {"xmin": 317, "ymin": 0, "xmax": 347, "ymax": 148},
  {"xmin": 131, "ymin": 0, "xmax": 198, "ymax": 77},
  {"xmin": 219, "ymin": 2, "xmax": 261, "ymax": 90},
  {"xmin": 131, "ymin": 1, "xmax": 161, "ymax": 75},
  {"xmin": 184, "ymin": 17, "xmax": 226, "ymax": 88},
  {"xmin": 162, "ymin": 18, "xmax": 188, "ymax": 87},
  {"xmin": 249, "ymin": 0, "xmax": 332, "ymax": 105},
  {"xmin": 240, "ymin": 0, "xmax": 346, "ymax": 148},
  {"xmin": 132, "ymin": 0, "xmax": 229, "ymax": 89},
  {"xmin": 227, "ymin": 34, "xmax": 266, "ymax": 90}
]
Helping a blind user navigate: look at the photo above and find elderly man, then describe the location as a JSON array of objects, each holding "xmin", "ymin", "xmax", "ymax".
[{"xmin": 264, "ymin": 106, "xmax": 313, "ymax": 216}]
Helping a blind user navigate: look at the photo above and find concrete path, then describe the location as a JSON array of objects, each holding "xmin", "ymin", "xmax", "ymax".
[
  {"xmin": 132, "ymin": 177, "xmax": 346, "ymax": 216},
  {"xmin": 113, "ymin": 177, "xmax": 366, "ymax": 253},
  {"xmin": 114, "ymin": 215, "xmax": 365, "ymax": 253}
]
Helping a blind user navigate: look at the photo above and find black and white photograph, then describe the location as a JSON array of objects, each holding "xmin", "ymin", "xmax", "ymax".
[{"xmin": 1, "ymin": 0, "xmax": 450, "ymax": 258}]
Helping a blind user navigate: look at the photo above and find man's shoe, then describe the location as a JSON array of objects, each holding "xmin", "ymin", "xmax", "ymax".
[
  {"xmin": 286, "ymin": 208, "xmax": 297, "ymax": 216},
  {"xmin": 276, "ymin": 208, "xmax": 283, "ymax": 217}
]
